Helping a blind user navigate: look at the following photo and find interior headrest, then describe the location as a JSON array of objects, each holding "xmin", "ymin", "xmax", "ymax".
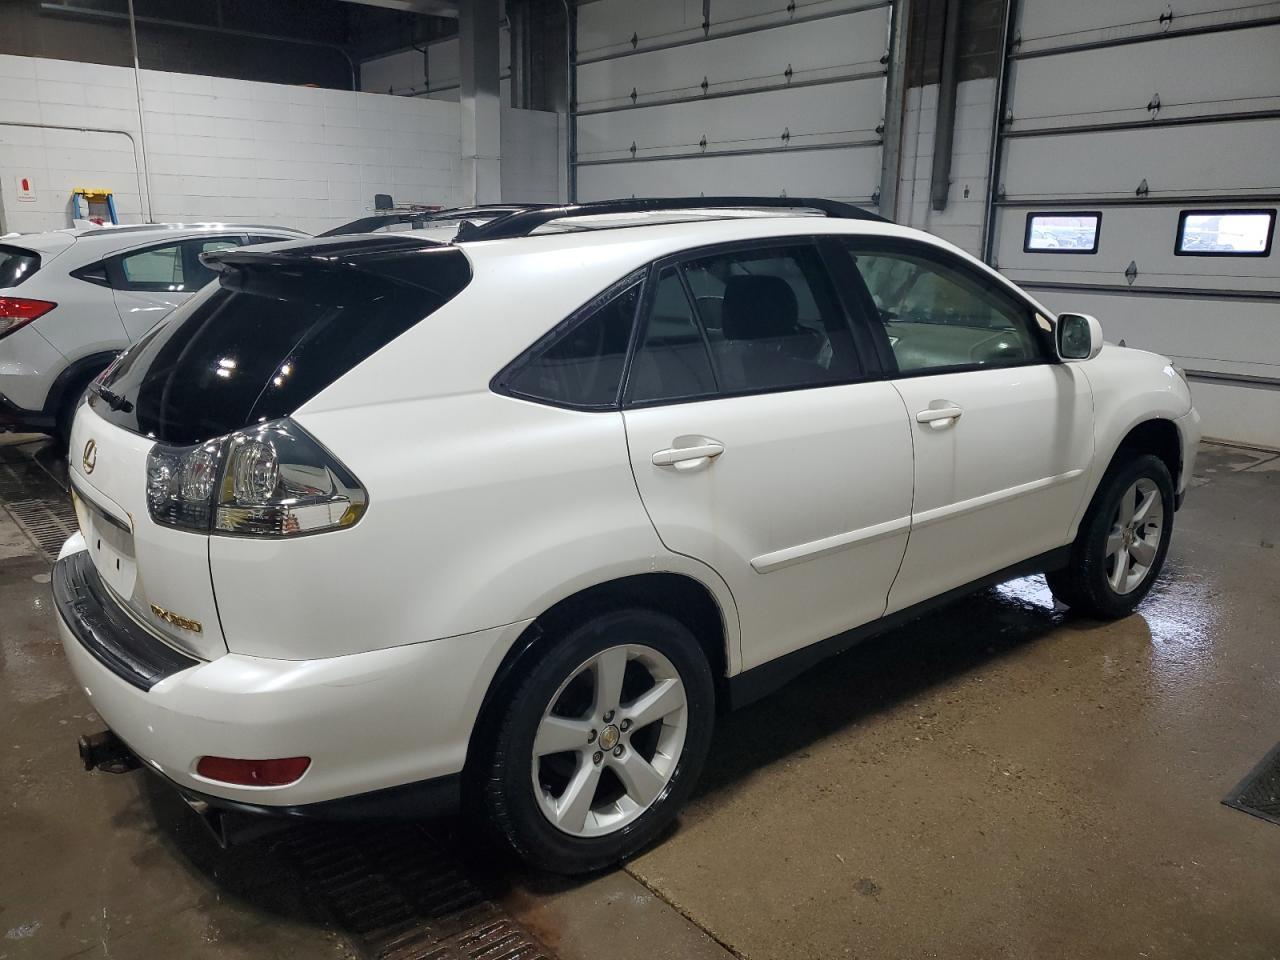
[{"xmin": 721, "ymin": 275, "xmax": 799, "ymax": 341}]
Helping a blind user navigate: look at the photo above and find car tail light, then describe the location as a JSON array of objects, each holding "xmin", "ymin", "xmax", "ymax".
[
  {"xmin": 146, "ymin": 418, "xmax": 367, "ymax": 537},
  {"xmin": 0, "ymin": 297, "xmax": 56, "ymax": 339},
  {"xmin": 196, "ymin": 756, "xmax": 311, "ymax": 786}
]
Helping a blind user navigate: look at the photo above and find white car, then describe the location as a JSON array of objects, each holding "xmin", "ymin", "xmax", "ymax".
[
  {"xmin": 54, "ymin": 198, "xmax": 1200, "ymax": 874},
  {"xmin": 0, "ymin": 222, "xmax": 307, "ymax": 443}
]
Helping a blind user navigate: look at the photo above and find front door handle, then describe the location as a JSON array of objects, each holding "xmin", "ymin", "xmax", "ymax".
[
  {"xmin": 652, "ymin": 438, "xmax": 725, "ymax": 471},
  {"xmin": 916, "ymin": 402, "xmax": 963, "ymax": 424}
]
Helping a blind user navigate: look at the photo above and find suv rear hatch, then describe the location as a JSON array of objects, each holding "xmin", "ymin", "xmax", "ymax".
[{"xmin": 72, "ymin": 236, "xmax": 471, "ymax": 661}]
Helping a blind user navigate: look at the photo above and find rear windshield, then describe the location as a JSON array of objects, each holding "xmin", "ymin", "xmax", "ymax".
[
  {"xmin": 0, "ymin": 245, "xmax": 40, "ymax": 288},
  {"xmin": 93, "ymin": 247, "xmax": 471, "ymax": 444}
]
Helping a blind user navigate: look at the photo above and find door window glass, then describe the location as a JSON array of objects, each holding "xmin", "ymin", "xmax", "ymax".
[
  {"xmin": 628, "ymin": 268, "xmax": 717, "ymax": 403},
  {"xmin": 847, "ymin": 246, "xmax": 1048, "ymax": 373},
  {"xmin": 680, "ymin": 244, "xmax": 862, "ymax": 394},
  {"xmin": 502, "ymin": 279, "xmax": 642, "ymax": 408},
  {"xmin": 120, "ymin": 243, "xmax": 185, "ymax": 289},
  {"xmin": 186, "ymin": 238, "xmax": 243, "ymax": 288}
]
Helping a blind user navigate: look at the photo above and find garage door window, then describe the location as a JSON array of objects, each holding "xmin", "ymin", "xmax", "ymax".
[
  {"xmin": 843, "ymin": 242, "xmax": 1051, "ymax": 374},
  {"xmin": 1175, "ymin": 209, "xmax": 1275, "ymax": 257},
  {"xmin": 1023, "ymin": 213, "xmax": 1101, "ymax": 253}
]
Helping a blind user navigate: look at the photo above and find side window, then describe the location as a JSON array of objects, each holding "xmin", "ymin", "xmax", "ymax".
[
  {"xmin": 627, "ymin": 268, "xmax": 717, "ymax": 403},
  {"xmin": 847, "ymin": 245, "xmax": 1050, "ymax": 373},
  {"xmin": 501, "ymin": 279, "xmax": 642, "ymax": 408},
  {"xmin": 185, "ymin": 237, "xmax": 243, "ymax": 289},
  {"xmin": 679, "ymin": 244, "xmax": 863, "ymax": 395},
  {"xmin": 119, "ymin": 243, "xmax": 185, "ymax": 289}
]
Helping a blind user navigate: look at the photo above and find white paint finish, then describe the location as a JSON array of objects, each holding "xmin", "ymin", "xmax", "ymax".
[
  {"xmin": 0, "ymin": 53, "xmax": 464, "ymax": 235},
  {"xmin": 57, "ymin": 587, "xmax": 533, "ymax": 805},
  {"xmin": 623, "ymin": 383, "xmax": 913, "ymax": 671},
  {"xmin": 885, "ymin": 363, "xmax": 1094, "ymax": 612},
  {"xmin": 68, "ymin": 404, "xmax": 229, "ymax": 661},
  {"xmin": 575, "ymin": 8, "xmax": 889, "ymax": 111},
  {"xmin": 1006, "ymin": 25, "xmax": 1280, "ymax": 130},
  {"xmin": 1014, "ymin": 0, "xmax": 1278, "ymax": 51},
  {"xmin": 577, "ymin": 145, "xmax": 883, "ymax": 201}
]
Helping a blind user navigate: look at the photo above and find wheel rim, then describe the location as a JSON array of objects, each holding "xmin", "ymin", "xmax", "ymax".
[
  {"xmin": 1105, "ymin": 477, "xmax": 1164, "ymax": 595},
  {"xmin": 531, "ymin": 644, "xmax": 688, "ymax": 838}
]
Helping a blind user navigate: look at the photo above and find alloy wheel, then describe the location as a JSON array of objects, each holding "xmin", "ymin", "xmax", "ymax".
[
  {"xmin": 1105, "ymin": 477, "xmax": 1164, "ymax": 595},
  {"xmin": 531, "ymin": 644, "xmax": 688, "ymax": 838}
]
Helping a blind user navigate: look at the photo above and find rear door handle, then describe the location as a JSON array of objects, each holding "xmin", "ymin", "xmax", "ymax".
[
  {"xmin": 916, "ymin": 403, "xmax": 963, "ymax": 424},
  {"xmin": 652, "ymin": 439, "xmax": 725, "ymax": 470}
]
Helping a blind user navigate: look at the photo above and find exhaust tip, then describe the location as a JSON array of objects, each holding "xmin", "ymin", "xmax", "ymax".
[{"xmin": 77, "ymin": 730, "xmax": 140, "ymax": 774}]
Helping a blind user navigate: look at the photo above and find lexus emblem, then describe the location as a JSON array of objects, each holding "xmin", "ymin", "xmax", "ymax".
[{"xmin": 82, "ymin": 439, "xmax": 98, "ymax": 475}]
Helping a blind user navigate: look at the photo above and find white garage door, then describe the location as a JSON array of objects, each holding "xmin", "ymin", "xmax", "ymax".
[
  {"xmin": 987, "ymin": 0, "xmax": 1280, "ymax": 448},
  {"xmin": 572, "ymin": 0, "xmax": 896, "ymax": 206}
]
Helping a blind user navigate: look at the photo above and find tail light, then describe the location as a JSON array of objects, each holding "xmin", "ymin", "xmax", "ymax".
[
  {"xmin": 0, "ymin": 297, "xmax": 56, "ymax": 339},
  {"xmin": 146, "ymin": 418, "xmax": 367, "ymax": 537}
]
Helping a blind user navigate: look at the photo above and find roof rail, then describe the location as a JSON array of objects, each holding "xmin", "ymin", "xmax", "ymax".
[
  {"xmin": 319, "ymin": 204, "xmax": 551, "ymax": 238},
  {"xmin": 453, "ymin": 196, "xmax": 888, "ymax": 242}
]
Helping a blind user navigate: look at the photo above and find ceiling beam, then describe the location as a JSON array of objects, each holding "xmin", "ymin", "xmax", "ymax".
[{"xmin": 336, "ymin": 0, "xmax": 459, "ymax": 18}]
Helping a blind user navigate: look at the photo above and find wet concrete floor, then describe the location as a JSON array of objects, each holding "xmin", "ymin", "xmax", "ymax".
[{"xmin": 1, "ymin": 436, "xmax": 1277, "ymax": 959}]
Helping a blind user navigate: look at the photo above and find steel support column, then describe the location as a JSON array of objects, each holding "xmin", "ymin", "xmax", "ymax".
[{"xmin": 460, "ymin": 0, "xmax": 502, "ymax": 204}]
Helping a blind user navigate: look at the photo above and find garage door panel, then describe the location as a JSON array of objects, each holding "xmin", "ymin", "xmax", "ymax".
[
  {"xmin": 1014, "ymin": 0, "xmax": 1277, "ymax": 53},
  {"xmin": 576, "ymin": 145, "xmax": 881, "ymax": 202},
  {"xmin": 1022, "ymin": 287, "xmax": 1280, "ymax": 378},
  {"xmin": 1007, "ymin": 26, "xmax": 1280, "ymax": 130},
  {"xmin": 1001, "ymin": 120, "xmax": 1280, "ymax": 199},
  {"xmin": 577, "ymin": 0, "xmax": 883, "ymax": 60},
  {"xmin": 576, "ymin": 78, "xmax": 884, "ymax": 162},
  {"xmin": 576, "ymin": 9, "xmax": 889, "ymax": 112},
  {"xmin": 995, "ymin": 206, "xmax": 1280, "ymax": 288}
]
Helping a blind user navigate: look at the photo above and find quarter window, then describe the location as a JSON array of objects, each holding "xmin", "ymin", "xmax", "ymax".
[
  {"xmin": 846, "ymin": 244, "xmax": 1050, "ymax": 373},
  {"xmin": 120, "ymin": 243, "xmax": 185, "ymax": 288},
  {"xmin": 1175, "ymin": 209, "xmax": 1275, "ymax": 256},
  {"xmin": 502, "ymin": 279, "xmax": 643, "ymax": 408}
]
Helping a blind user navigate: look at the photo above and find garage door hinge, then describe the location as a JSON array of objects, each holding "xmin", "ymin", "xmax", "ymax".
[
  {"xmin": 630, "ymin": 31, "xmax": 638, "ymax": 49},
  {"xmin": 630, "ymin": 86, "xmax": 638, "ymax": 104},
  {"xmin": 699, "ymin": 135, "xmax": 707, "ymax": 152},
  {"xmin": 630, "ymin": 141, "xmax": 638, "ymax": 157},
  {"xmin": 787, "ymin": 0, "xmax": 796, "ymax": 15},
  {"xmin": 784, "ymin": 64, "xmax": 794, "ymax": 83},
  {"xmin": 871, "ymin": 188, "xmax": 881, "ymax": 207},
  {"xmin": 1147, "ymin": 93, "xmax": 1161, "ymax": 116},
  {"xmin": 701, "ymin": 76, "xmax": 709, "ymax": 94},
  {"xmin": 1159, "ymin": 6, "xmax": 1174, "ymax": 28},
  {"xmin": 1125, "ymin": 260, "xmax": 1139, "ymax": 285},
  {"xmin": 1136, "ymin": 178, "xmax": 1150, "ymax": 197},
  {"xmin": 781, "ymin": 127, "xmax": 790, "ymax": 144}
]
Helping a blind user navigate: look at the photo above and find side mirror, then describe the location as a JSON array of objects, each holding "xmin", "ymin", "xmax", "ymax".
[{"xmin": 1056, "ymin": 312, "xmax": 1103, "ymax": 361}]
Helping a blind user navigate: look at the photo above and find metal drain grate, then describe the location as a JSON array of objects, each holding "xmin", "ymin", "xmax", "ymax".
[
  {"xmin": 285, "ymin": 824, "xmax": 554, "ymax": 960},
  {"xmin": 0, "ymin": 454, "xmax": 77, "ymax": 560},
  {"xmin": 1223, "ymin": 742, "xmax": 1280, "ymax": 826}
]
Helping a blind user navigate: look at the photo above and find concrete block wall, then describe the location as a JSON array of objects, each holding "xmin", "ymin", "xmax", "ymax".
[
  {"xmin": 894, "ymin": 78, "xmax": 997, "ymax": 257},
  {"xmin": 0, "ymin": 53, "xmax": 463, "ymax": 236}
]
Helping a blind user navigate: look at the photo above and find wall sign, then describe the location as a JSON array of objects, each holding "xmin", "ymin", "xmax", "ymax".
[{"xmin": 16, "ymin": 177, "xmax": 37, "ymax": 202}]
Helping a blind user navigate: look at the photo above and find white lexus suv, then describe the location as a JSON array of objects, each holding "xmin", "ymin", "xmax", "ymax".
[
  {"xmin": 55, "ymin": 198, "xmax": 1200, "ymax": 874},
  {"xmin": 0, "ymin": 222, "xmax": 306, "ymax": 444}
]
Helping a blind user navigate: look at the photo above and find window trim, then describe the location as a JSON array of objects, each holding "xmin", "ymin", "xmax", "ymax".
[
  {"xmin": 832, "ymin": 235, "xmax": 1059, "ymax": 379},
  {"xmin": 1022, "ymin": 211, "xmax": 1102, "ymax": 254},
  {"xmin": 106, "ymin": 235, "xmax": 247, "ymax": 293},
  {"xmin": 620, "ymin": 235, "xmax": 881, "ymax": 410},
  {"xmin": 1174, "ymin": 208, "xmax": 1276, "ymax": 258},
  {"xmin": 489, "ymin": 268, "xmax": 648, "ymax": 411}
]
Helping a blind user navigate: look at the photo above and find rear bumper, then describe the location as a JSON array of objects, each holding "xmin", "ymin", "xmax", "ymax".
[
  {"xmin": 0, "ymin": 392, "xmax": 53, "ymax": 433},
  {"xmin": 54, "ymin": 536, "xmax": 528, "ymax": 812}
]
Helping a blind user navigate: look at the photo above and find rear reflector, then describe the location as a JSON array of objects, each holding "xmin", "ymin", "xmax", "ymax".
[
  {"xmin": 196, "ymin": 755, "xmax": 311, "ymax": 786},
  {"xmin": 0, "ymin": 297, "xmax": 56, "ymax": 339}
]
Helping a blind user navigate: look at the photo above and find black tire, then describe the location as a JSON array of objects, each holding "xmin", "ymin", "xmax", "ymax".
[
  {"xmin": 476, "ymin": 607, "xmax": 715, "ymax": 875},
  {"xmin": 54, "ymin": 378, "xmax": 95, "ymax": 451},
  {"xmin": 1046, "ymin": 453, "xmax": 1175, "ymax": 619}
]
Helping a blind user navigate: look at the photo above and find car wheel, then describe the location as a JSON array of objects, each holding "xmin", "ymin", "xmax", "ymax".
[
  {"xmin": 1046, "ymin": 453, "xmax": 1174, "ymax": 619},
  {"xmin": 55, "ymin": 381, "xmax": 92, "ymax": 451},
  {"xmin": 478, "ymin": 608, "xmax": 715, "ymax": 875}
]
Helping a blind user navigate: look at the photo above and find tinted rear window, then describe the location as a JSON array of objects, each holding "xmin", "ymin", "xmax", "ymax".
[
  {"xmin": 0, "ymin": 245, "xmax": 40, "ymax": 288},
  {"xmin": 93, "ymin": 247, "xmax": 471, "ymax": 444}
]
